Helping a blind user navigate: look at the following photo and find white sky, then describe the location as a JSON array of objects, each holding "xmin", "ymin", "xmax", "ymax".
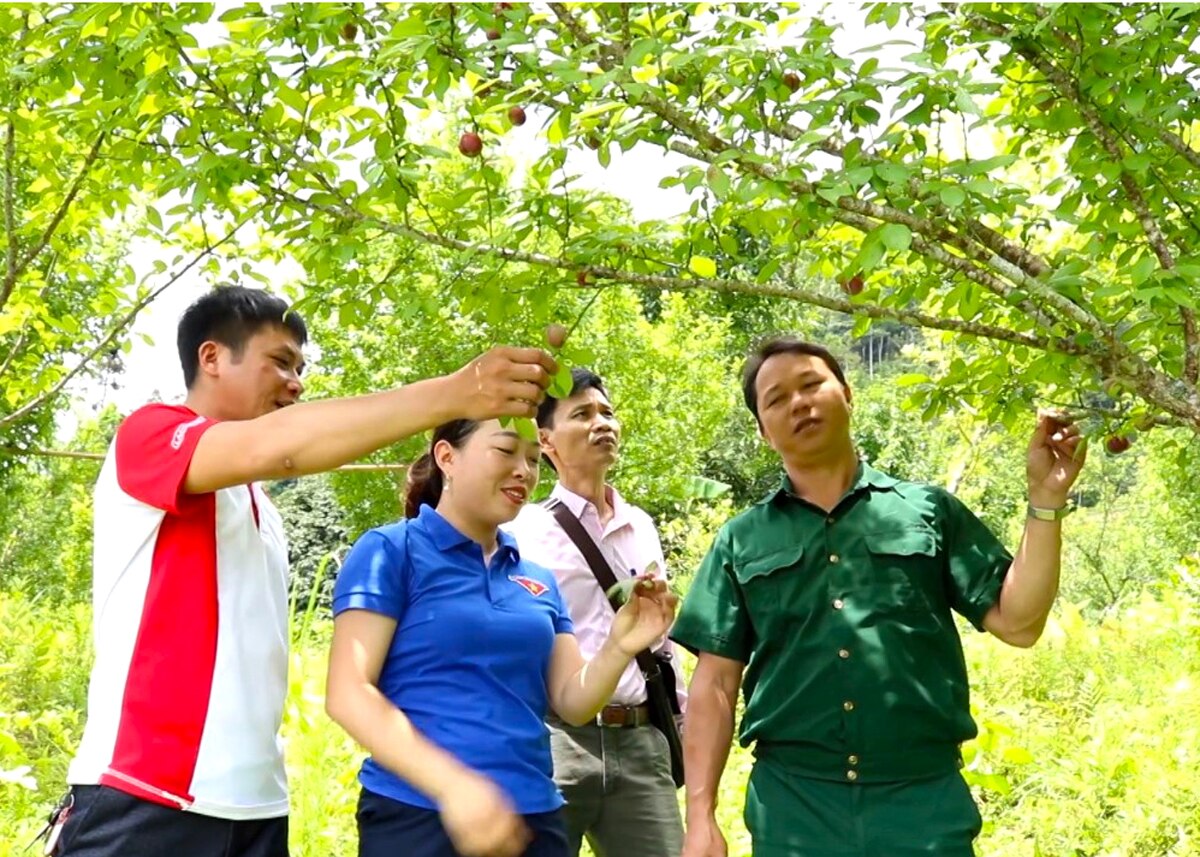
[{"xmin": 62, "ymin": 3, "xmax": 952, "ymax": 437}]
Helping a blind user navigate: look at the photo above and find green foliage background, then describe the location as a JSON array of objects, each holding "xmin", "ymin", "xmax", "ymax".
[
  {"xmin": 3, "ymin": 2, "xmax": 1200, "ymax": 854},
  {"xmin": 5, "ymin": 319, "xmax": 1200, "ymax": 854},
  {"xmin": 2, "ymin": 586, "xmax": 1198, "ymax": 856}
]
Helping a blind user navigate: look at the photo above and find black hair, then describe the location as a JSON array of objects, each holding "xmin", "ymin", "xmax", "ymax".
[
  {"xmin": 403, "ymin": 419, "xmax": 482, "ymax": 519},
  {"xmin": 177, "ymin": 286, "xmax": 308, "ymax": 388},
  {"xmin": 535, "ymin": 367, "xmax": 609, "ymax": 429},
  {"xmin": 741, "ymin": 336, "xmax": 848, "ymax": 426}
]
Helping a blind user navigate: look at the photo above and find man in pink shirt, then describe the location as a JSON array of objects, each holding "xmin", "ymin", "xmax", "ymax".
[{"xmin": 505, "ymin": 368, "xmax": 685, "ymax": 857}]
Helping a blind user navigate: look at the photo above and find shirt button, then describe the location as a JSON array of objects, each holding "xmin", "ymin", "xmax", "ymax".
[
  {"xmin": 826, "ymin": 517, "xmax": 835, "ymax": 525},
  {"xmin": 829, "ymin": 553, "xmax": 840, "ymax": 563},
  {"xmin": 847, "ymin": 770, "xmax": 859, "ymax": 782},
  {"xmin": 832, "ymin": 598, "xmax": 845, "ymax": 610},
  {"xmin": 848, "ymin": 755, "xmax": 859, "ymax": 765},
  {"xmin": 838, "ymin": 648, "xmax": 850, "ymax": 659},
  {"xmin": 843, "ymin": 700, "xmax": 855, "ymax": 711}
]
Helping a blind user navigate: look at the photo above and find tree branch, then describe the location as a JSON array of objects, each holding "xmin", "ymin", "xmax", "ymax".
[
  {"xmin": 546, "ymin": 3, "xmax": 1125, "ymax": 348},
  {"xmin": 0, "ymin": 279, "xmax": 52, "ymax": 382},
  {"xmin": 2, "ymin": 119, "xmax": 16, "ymax": 311},
  {"xmin": 1018, "ymin": 5, "xmax": 1200, "ymax": 178},
  {"xmin": 966, "ymin": 12, "xmax": 1200, "ymax": 384},
  {"xmin": 664, "ymin": 138, "xmax": 1074, "ymax": 338},
  {"xmin": 155, "ymin": 4, "xmax": 1197, "ymax": 428},
  {"xmin": 438, "ymin": 9, "xmax": 1075, "ymax": 347},
  {"xmin": 1159, "ymin": 128, "xmax": 1200, "ymax": 173},
  {"xmin": 0, "ymin": 130, "xmax": 107, "ymax": 312},
  {"xmin": 0, "ymin": 210, "xmax": 259, "ymax": 431},
  {"xmin": 262, "ymin": 183, "xmax": 1086, "ymax": 358},
  {"xmin": 271, "ymin": 158, "xmax": 1200, "ymax": 427},
  {"xmin": 765, "ymin": 121, "xmax": 1053, "ymax": 280}
]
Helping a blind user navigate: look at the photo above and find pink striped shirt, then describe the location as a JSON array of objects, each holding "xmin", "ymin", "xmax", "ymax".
[{"xmin": 506, "ymin": 484, "xmax": 687, "ymax": 710}]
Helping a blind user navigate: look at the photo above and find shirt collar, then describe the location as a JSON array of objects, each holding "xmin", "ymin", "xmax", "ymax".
[
  {"xmin": 758, "ymin": 459, "xmax": 897, "ymax": 505},
  {"xmin": 415, "ymin": 504, "xmax": 520, "ymax": 557},
  {"xmin": 550, "ymin": 482, "xmax": 631, "ymax": 529}
]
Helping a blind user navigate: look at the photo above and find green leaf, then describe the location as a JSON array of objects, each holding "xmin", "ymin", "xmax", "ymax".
[
  {"xmin": 954, "ymin": 88, "xmax": 980, "ymax": 116},
  {"xmin": 689, "ymin": 255, "xmax": 717, "ymax": 278},
  {"xmin": 547, "ymin": 108, "xmax": 571, "ymax": 145},
  {"xmin": 706, "ymin": 164, "xmax": 731, "ymax": 200},
  {"xmin": 144, "ymin": 50, "xmax": 168, "ymax": 77},
  {"xmin": 873, "ymin": 163, "xmax": 909, "ymax": 184},
  {"xmin": 952, "ymin": 154, "xmax": 1018, "ymax": 176},
  {"xmin": 512, "ymin": 417, "xmax": 538, "ymax": 443},
  {"xmin": 879, "ymin": 223, "xmax": 912, "ymax": 252},
  {"xmin": 756, "ymin": 258, "xmax": 782, "ymax": 283},
  {"xmin": 850, "ymin": 236, "xmax": 885, "ymax": 274},
  {"xmin": 970, "ymin": 772, "xmax": 1012, "ymax": 796},
  {"xmin": 682, "ymin": 475, "xmax": 731, "ymax": 500},
  {"xmin": 1130, "ymin": 254, "xmax": 1157, "ymax": 286},
  {"xmin": 548, "ymin": 363, "xmax": 573, "ymax": 398},
  {"xmin": 626, "ymin": 37, "xmax": 658, "ymax": 67},
  {"xmin": 137, "ymin": 93, "xmax": 161, "ymax": 117},
  {"xmin": 1122, "ymin": 152, "xmax": 1153, "ymax": 173},
  {"xmin": 939, "ymin": 186, "xmax": 966, "ymax": 208},
  {"xmin": 844, "ymin": 166, "xmax": 874, "ymax": 187}
]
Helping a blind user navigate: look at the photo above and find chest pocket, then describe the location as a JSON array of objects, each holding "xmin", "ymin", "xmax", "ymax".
[
  {"xmin": 860, "ymin": 526, "xmax": 940, "ymax": 615},
  {"xmin": 732, "ymin": 543, "xmax": 806, "ymax": 631}
]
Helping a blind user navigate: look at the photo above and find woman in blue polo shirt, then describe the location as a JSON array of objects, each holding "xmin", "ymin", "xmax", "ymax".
[{"xmin": 326, "ymin": 417, "xmax": 677, "ymax": 857}]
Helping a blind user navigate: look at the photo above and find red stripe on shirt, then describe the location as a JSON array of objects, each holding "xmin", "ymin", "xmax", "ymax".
[
  {"xmin": 106, "ymin": 493, "xmax": 219, "ymax": 804},
  {"xmin": 96, "ymin": 770, "xmax": 188, "ymax": 810}
]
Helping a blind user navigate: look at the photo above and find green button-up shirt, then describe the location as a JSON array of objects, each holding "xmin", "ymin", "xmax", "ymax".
[{"xmin": 672, "ymin": 462, "xmax": 1011, "ymax": 784}]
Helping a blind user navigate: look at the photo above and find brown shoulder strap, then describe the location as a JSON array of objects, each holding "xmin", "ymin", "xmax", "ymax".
[
  {"xmin": 546, "ymin": 499, "xmax": 658, "ymax": 677},
  {"xmin": 548, "ymin": 500, "xmax": 622, "ymax": 595}
]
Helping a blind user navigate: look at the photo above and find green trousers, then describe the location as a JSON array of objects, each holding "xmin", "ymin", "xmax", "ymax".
[{"xmin": 744, "ymin": 759, "xmax": 982, "ymax": 857}]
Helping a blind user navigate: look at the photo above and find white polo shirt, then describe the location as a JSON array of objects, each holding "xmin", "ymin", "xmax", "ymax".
[{"xmin": 67, "ymin": 404, "xmax": 291, "ymax": 820}]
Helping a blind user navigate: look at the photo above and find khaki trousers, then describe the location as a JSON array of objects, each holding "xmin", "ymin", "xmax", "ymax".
[{"xmin": 548, "ymin": 717, "xmax": 683, "ymax": 857}]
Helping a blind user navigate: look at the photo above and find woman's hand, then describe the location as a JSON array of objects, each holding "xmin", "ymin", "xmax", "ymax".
[
  {"xmin": 437, "ymin": 770, "xmax": 530, "ymax": 857},
  {"xmin": 608, "ymin": 576, "xmax": 679, "ymax": 657}
]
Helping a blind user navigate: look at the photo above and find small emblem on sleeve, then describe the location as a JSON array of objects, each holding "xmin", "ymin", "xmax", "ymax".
[
  {"xmin": 170, "ymin": 415, "xmax": 208, "ymax": 450},
  {"xmin": 508, "ymin": 575, "xmax": 549, "ymax": 597}
]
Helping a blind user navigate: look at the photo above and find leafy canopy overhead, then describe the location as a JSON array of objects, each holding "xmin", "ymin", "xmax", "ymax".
[{"xmin": 3, "ymin": 3, "xmax": 1200, "ymax": 445}]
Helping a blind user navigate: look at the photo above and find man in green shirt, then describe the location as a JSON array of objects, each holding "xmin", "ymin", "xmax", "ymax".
[{"xmin": 674, "ymin": 336, "xmax": 1086, "ymax": 857}]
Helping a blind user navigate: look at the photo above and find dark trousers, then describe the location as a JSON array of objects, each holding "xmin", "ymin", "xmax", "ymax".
[
  {"xmin": 357, "ymin": 788, "xmax": 569, "ymax": 857},
  {"xmin": 56, "ymin": 785, "xmax": 288, "ymax": 857}
]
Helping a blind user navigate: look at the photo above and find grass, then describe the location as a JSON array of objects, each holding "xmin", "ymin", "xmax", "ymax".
[{"xmin": 2, "ymin": 587, "xmax": 1199, "ymax": 856}]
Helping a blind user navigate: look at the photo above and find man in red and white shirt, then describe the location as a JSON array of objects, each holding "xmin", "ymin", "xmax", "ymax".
[
  {"xmin": 57, "ymin": 286, "xmax": 558, "ymax": 857},
  {"xmin": 505, "ymin": 369, "xmax": 686, "ymax": 857}
]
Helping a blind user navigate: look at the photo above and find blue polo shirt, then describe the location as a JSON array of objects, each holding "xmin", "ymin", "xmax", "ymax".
[{"xmin": 331, "ymin": 505, "xmax": 575, "ymax": 814}]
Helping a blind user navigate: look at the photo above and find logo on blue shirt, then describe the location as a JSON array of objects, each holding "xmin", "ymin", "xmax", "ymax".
[{"xmin": 508, "ymin": 575, "xmax": 549, "ymax": 597}]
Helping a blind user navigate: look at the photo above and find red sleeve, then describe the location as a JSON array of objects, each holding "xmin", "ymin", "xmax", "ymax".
[{"xmin": 115, "ymin": 404, "xmax": 217, "ymax": 513}]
